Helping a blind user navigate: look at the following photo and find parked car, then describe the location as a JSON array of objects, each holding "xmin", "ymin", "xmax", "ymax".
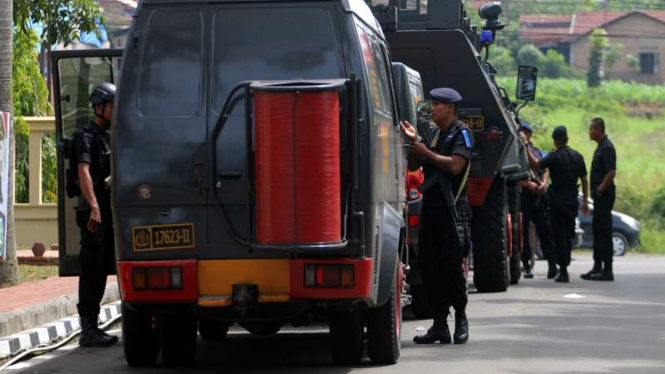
[{"xmin": 576, "ymin": 196, "xmax": 640, "ymax": 256}]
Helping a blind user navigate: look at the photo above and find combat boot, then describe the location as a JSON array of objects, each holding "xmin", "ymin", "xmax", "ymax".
[
  {"xmin": 581, "ymin": 262, "xmax": 602, "ymax": 280},
  {"xmin": 79, "ymin": 315, "xmax": 117, "ymax": 348},
  {"xmin": 453, "ymin": 312, "xmax": 469, "ymax": 344},
  {"xmin": 590, "ymin": 262, "xmax": 614, "ymax": 281},
  {"xmin": 547, "ymin": 261, "xmax": 558, "ymax": 279},
  {"xmin": 413, "ymin": 318, "xmax": 451, "ymax": 344},
  {"xmin": 554, "ymin": 267, "xmax": 569, "ymax": 283}
]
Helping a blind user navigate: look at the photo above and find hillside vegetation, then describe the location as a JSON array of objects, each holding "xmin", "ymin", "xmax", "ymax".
[{"xmin": 497, "ymin": 77, "xmax": 665, "ymax": 253}]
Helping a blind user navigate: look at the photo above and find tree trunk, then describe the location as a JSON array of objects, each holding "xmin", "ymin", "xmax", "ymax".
[{"xmin": 0, "ymin": 0, "xmax": 21, "ymax": 288}]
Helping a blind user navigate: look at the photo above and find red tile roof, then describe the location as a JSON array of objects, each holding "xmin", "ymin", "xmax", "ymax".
[{"xmin": 519, "ymin": 10, "xmax": 665, "ymax": 45}]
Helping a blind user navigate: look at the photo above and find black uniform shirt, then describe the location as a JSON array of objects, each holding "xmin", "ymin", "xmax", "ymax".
[
  {"xmin": 540, "ymin": 145, "xmax": 586, "ymax": 214},
  {"xmin": 590, "ymin": 135, "xmax": 616, "ymax": 191},
  {"xmin": 74, "ymin": 122, "xmax": 111, "ymax": 200},
  {"xmin": 527, "ymin": 141, "xmax": 545, "ymax": 180},
  {"xmin": 421, "ymin": 120, "xmax": 474, "ymax": 220}
]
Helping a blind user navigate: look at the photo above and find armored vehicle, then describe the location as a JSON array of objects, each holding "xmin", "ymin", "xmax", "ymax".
[
  {"xmin": 53, "ymin": 0, "xmax": 419, "ymax": 366},
  {"xmin": 372, "ymin": 0, "xmax": 537, "ymax": 294}
]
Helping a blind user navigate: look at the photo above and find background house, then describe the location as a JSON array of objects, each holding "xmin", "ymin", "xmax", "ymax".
[{"xmin": 520, "ymin": 10, "xmax": 665, "ymax": 84}]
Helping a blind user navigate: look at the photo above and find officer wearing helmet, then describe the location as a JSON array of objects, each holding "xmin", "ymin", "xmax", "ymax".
[
  {"xmin": 400, "ymin": 88, "xmax": 474, "ymax": 345},
  {"xmin": 73, "ymin": 82, "xmax": 118, "ymax": 347}
]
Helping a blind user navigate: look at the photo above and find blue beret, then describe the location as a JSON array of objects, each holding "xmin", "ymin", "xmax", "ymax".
[
  {"xmin": 520, "ymin": 122, "xmax": 533, "ymax": 133},
  {"xmin": 430, "ymin": 88, "xmax": 462, "ymax": 103},
  {"xmin": 552, "ymin": 125, "xmax": 568, "ymax": 140}
]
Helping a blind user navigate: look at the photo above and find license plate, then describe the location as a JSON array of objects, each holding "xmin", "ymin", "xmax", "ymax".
[
  {"xmin": 460, "ymin": 116, "xmax": 484, "ymax": 131},
  {"xmin": 133, "ymin": 223, "xmax": 195, "ymax": 252}
]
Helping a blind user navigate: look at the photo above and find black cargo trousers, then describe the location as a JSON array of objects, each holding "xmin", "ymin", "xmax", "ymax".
[
  {"xmin": 592, "ymin": 187, "xmax": 615, "ymax": 265},
  {"xmin": 76, "ymin": 199, "xmax": 115, "ymax": 317},
  {"xmin": 418, "ymin": 208, "xmax": 468, "ymax": 319},
  {"xmin": 549, "ymin": 205, "xmax": 576, "ymax": 268},
  {"xmin": 520, "ymin": 191, "xmax": 555, "ymax": 266}
]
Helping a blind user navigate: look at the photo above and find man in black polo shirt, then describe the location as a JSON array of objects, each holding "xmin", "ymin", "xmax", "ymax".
[
  {"xmin": 526, "ymin": 126, "xmax": 589, "ymax": 283},
  {"xmin": 582, "ymin": 118, "xmax": 617, "ymax": 281}
]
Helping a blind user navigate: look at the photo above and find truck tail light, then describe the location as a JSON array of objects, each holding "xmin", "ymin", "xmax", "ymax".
[
  {"xmin": 409, "ymin": 213, "xmax": 420, "ymax": 227},
  {"xmin": 133, "ymin": 267, "xmax": 183, "ymax": 291},
  {"xmin": 304, "ymin": 264, "xmax": 354, "ymax": 288}
]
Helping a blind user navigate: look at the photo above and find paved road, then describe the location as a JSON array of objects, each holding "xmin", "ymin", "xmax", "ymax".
[{"xmin": 9, "ymin": 253, "xmax": 665, "ymax": 374}]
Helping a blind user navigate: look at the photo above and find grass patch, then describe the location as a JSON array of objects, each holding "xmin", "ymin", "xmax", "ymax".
[
  {"xmin": 637, "ymin": 220, "xmax": 665, "ymax": 255},
  {"xmin": 19, "ymin": 265, "xmax": 58, "ymax": 284}
]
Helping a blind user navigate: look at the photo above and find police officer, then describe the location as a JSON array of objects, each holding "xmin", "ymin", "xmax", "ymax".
[
  {"xmin": 518, "ymin": 122, "xmax": 557, "ymax": 279},
  {"xmin": 400, "ymin": 88, "xmax": 474, "ymax": 345},
  {"xmin": 74, "ymin": 82, "xmax": 118, "ymax": 347},
  {"xmin": 582, "ymin": 118, "xmax": 617, "ymax": 281},
  {"xmin": 526, "ymin": 126, "xmax": 589, "ymax": 283}
]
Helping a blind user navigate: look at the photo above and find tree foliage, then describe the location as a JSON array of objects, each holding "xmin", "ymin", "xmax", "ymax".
[
  {"xmin": 517, "ymin": 44, "xmax": 544, "ymax": 67},
  {"xmin": 605, "ymin": 42, "xmax": 624, "ymax": 75},
  {"xmin": 488, "ymin": 46, "xmax": 517, "ymax": 77},
  {"xmin": 587, "ymin": 29, "xmax": 609, "ymax": 88},
  {"xmin": 13, "ymin": 0, "xmax": 104, "ymax": 47}
]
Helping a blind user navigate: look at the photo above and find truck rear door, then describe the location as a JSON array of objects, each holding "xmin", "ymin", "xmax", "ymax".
[{"xmin": 51, "ymin": 49, "xmax": 123, "ymax": 276}]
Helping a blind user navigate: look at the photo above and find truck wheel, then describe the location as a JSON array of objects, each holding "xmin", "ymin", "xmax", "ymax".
[
  {"xmin": 161, "ymin": 312, "xmax": 198, "ymax": 367},
  {"xmin": 122, "ymin": 303, "xmax": 160, "ymax": 367},
  {"xmin": 409, "ymin": 283, "xmax": 431, "ymax": 320},
  {"xmin": 198, "ymin": 319, "xmax": 230, "ymax": 341},
  {"xmin": 329, "ymin": 310, "xmax": 364, "ymax": 365},
  {"xmin": 472, "ymin": 178, "xmax": 510, "ymax": 293},
  {"xmin": 367, "ymin": 264, "xmax": 401, "ymax": 365},
  {"xmin": 239, "ymin": 321, "xmax": 282, "ymax": 336}
]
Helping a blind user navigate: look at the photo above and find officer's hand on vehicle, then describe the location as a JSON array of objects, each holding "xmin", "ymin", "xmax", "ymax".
[
  {"xmin": 410, "ymin": 142, "xmax": 429, "ymax": 158},
  {"xmin": 399, "ymin": 121, "xmax": 417, "ymax": 142},
  {"xmin": 87, "ymin": 206, "xmax": 102, "ymax": 233},
  {"xmin": 582, "ymin": 201, "xmax": 590, "ymax": 216}
]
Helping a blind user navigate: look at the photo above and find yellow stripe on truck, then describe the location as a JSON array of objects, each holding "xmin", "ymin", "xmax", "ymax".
[{"xmin": 198, "ymin": 259, "xmax": 291, "ymax": 307}]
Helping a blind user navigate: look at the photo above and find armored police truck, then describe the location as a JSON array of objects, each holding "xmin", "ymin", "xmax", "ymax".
[
  {"xmin": 53, "ymin": 0, "xmax": 415, "ymax": 366},
  {"xmin": 372, "ymin": 0, "xmax": 536, "ymax": 294}
]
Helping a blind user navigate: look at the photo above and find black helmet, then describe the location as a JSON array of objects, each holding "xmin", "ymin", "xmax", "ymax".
[{"xmin": 90, "ymin": 82, "xmax": 116, "ymax": 105}]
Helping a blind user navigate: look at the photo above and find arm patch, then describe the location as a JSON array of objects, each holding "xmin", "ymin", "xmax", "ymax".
[{"xmin": 462, "ymin": 129, "xmax": 472, "ymax": 148}]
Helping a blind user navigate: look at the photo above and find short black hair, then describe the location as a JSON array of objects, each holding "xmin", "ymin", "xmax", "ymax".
[{"xmin": 591, "ymin": 117, "xmax": 605, "ymax": 133}]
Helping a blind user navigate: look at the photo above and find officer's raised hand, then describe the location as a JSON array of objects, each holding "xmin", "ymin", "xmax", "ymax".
[{"xmin": 400, "ymin": 120, "xmax": 417, "ymax": 141}]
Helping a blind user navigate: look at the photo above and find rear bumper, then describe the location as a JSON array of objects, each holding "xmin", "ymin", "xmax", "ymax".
[{"xmin": 118, "ymin": 258, "xmax": 373, "ymax": 305}]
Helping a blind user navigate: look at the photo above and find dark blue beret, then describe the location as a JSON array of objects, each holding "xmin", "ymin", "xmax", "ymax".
[
  {"xmin": 520, "ymin": 122, "xmax": 533, "ymax": 133},
  {"xmin": 430, "ymin": 88, "xmax": 462, "ymax": 103},
  {"xmin": 552, "ymin": 125, "xmax": 568, "ymax": 140}
]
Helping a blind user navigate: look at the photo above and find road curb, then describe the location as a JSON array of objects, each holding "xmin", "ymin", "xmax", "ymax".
[
  {"xmin": 0, "ymin": 281, "xmax": 120, "ymax": 338},
  {"xmin": 0, "ymin": 301, "xmax": 122, "ymax": 361}
]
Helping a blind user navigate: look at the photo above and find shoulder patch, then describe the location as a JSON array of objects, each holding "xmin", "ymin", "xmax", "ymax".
[{"xmin": 461, "ymin": 128, "xmax": 472, "ymax": 148}]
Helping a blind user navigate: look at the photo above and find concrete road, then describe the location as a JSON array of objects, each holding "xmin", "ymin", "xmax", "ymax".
[{"xmin": 9, "ymin": 253, "xmax": 665, "ymax": 374}]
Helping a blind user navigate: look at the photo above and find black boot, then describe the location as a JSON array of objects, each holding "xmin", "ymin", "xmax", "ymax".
[
  {"xmin": 547, "ymin": 261, "xmax": 558, "ymax": 279},
  {"xmin": 581, "ymin": 262, "xmax": 602, "ymax": 280},
  {"xmin": 523, "ymin": 263, "xmax": 534, "ymax": 279},
  {"xmin": 453, "ymin": 312, "xmax": 469, "ymax": 344},
  {"xmin": 554, "ymin": 267, "xmax": 569, "ymax": 283},
  {"xmin": 413, "ymin": 318, "xmax": 451, "ymax": 344},
  {"xmin": 590, "ymin": 262, "xmax": 614, "ymax": 281},
  {"xmin": 79, "ymin": 315, "xmax": 117, "ymax": 347}
]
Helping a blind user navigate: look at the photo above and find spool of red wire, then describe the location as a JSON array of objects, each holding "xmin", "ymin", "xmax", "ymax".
[{"xmin": 254, "ymin": 83, "xmax": 342, "ymax": 245}]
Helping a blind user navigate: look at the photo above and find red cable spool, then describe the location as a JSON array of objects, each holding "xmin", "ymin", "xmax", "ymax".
[{"xmin": 254, "ymin": 82, "xmax": 343, "ymax": 245}]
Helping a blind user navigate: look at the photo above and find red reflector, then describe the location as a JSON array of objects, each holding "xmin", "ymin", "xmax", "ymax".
[
  {"xmin": 133, "ymin": 266, "xmax": 183, "ymax": 291},
  {"xmin": 409, "ymin": 214, "xmax": 420, "ymax": 227},
  {"xmin": 305, "ymin": 264, "xmax": 354, "ymax": 288}
]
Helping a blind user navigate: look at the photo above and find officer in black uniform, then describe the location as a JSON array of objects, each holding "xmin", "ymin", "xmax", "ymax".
[
  {"xmin": 400, "ymin": 88, "xmax": 474, "ymax": 345},
  {"xmin": 526, "ymin": 126, "xmax": 589, "ymax": 283},
  {"xmin": 518, "ymin": 122, "xmax": 557, "ymax": 279},
  {"xmin": 582, "ymin": 117, "xmax": 617, "ymax": 281},
  {"xmin": 74, "ymin": 82, "xmax": 118, "ymax": 347}
]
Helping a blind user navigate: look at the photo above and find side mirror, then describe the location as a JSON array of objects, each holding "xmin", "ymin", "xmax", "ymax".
[
  {"xmin": 416, "ymin": 100, "xmax": 432, "ymax": 124},
  {"xmin": 516, "ymin": 65, "xmax": 538, "ymax": 101}
]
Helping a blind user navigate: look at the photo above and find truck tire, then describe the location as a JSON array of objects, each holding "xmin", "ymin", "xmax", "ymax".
[
  {"xmin": 409, "ymin": 283, "xmax": 431, "ymax": 319},
  {"xmin": 329, "ymin": 310, "xmax": 364, "ymax": 365},
  {"xmin": 367, "ymin": 264, "xmax": 401, "ymax": 365},
  {"xmin": 122, "ymin": 304, "xmax": 160, "ymax": 367},
  {"xmin": 198, "ymin": 319, "xmax": 230, "ymax": 341},
  {"xmin": 239, "ymin": 321, "xmax": 282, "ymax": 336},
  {"xmin": 472, "ymin": 178, "xmax": 510, "ymax": 293},
  {"xmin": 161, "ymin": 312, "xmax": 198, "ymax": 367}
]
